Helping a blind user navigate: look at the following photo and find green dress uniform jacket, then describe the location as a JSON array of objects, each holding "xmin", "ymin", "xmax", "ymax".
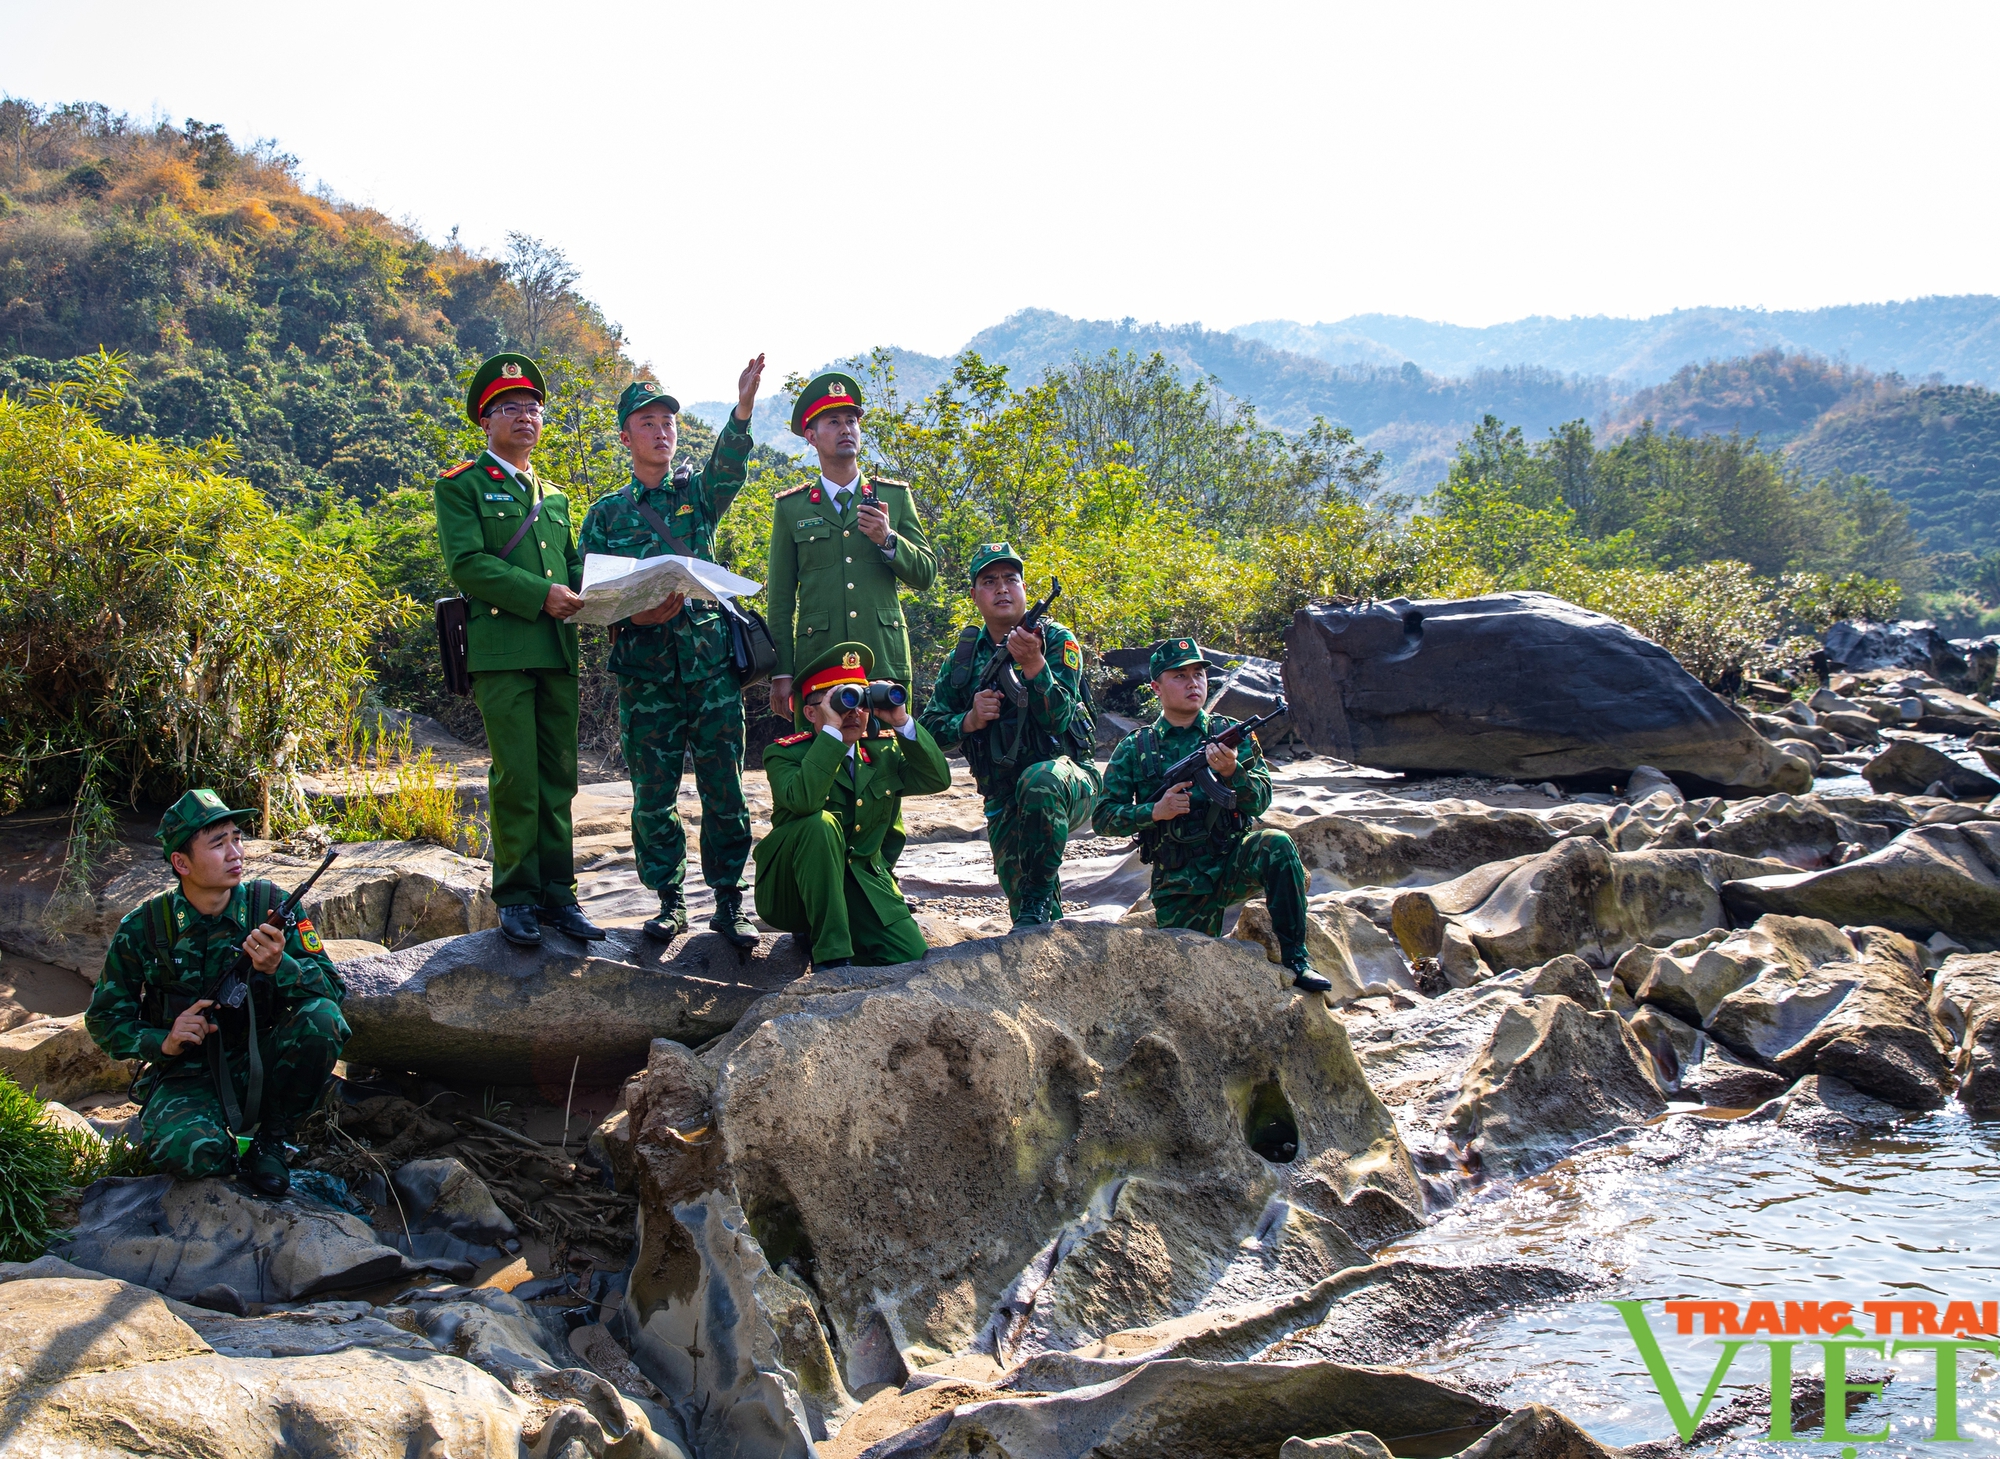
[
  {"xmin": 767, "ymin": 477, "xmax": 938, "ymax": 683},
  {"xmin": 753, "ymin": 723, "xmax": 952, "ymax": 963},
  {"xmin": 577, "ymin": 413, "xmax": 751, "ymax": 682},
  {"xmin": 435, "ymin": 452, "xmax": 583, "ymax": 671}
]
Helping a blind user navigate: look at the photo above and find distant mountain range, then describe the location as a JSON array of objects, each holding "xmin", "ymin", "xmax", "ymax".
[{"xmin": 697, "ymin": 298, "xmax": 2000, "ymax": 521}]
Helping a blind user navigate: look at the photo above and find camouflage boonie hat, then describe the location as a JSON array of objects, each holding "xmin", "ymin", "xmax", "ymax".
[
  {"xmin": 158, "ymin": 789, "xmax": 257, "ymax": 862},
  {"xmin": 1149, "ymin": 638, "xmax": 1206, "ymax": 679},
  {"xmin": 967, "ymin": 541, "xmax": 1024, "ymax": 582},
  {"xmin": 616, "ymin": 380, "xmax": 680, "ymax": 429}
]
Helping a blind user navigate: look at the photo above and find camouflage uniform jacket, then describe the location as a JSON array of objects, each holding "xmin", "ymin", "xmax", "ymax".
[
  {"xmin": 1094, "ymin": 712, "xmax": 1275, "ymax": 887},
  {"xmin": 578, "ymin": 413, "xmax": 753, "ymax": 683},
  {"xmin": 920, "ymin": 619, "xmax": 1089, "ymax": 813},
  {"xmin": 85, "ymin": 881, "xmax": 345, "ymax": 1089}
]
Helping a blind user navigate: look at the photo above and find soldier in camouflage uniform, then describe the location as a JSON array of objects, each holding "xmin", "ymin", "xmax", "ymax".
[
  {"xmin": 578, "ymin": 360, "xmax": 765, "ymax": 945},
  {"xmin": 921, "ymin": 543, "xmax": 1100, "ymax": 926},
  {"xmin": 1094, "ymin": 640, "xmax": 1333, "ymax": 993},
  {"xmin": 84, "ymin": 791, "xmax": 349, "ymax": 1195}
]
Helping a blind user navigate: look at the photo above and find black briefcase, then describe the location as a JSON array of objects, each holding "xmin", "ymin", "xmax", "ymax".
[
  {"xmin": 436, "ymin": 596, "xmax": 472, "ymax": 696},
  {"xmin": 720, "ymin": 597, "xmax": 778, "ymax": 687}
]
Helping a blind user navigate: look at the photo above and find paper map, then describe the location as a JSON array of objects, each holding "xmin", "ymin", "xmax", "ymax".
[{"xmin": 574, "ymin": 553, "xmax": 763, "ymax": 627}]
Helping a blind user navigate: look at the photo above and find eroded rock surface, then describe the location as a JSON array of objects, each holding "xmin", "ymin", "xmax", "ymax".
[
  {"xmin": 1724, "ymin": 822, "xmax": 2000, "ymax": 950},
  {"xmin": 1931, "ymin": 952, "xmax": 2000, "ymax": 1113}
]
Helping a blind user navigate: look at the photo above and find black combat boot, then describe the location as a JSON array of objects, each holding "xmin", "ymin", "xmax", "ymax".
[
  {"xmin": 709, "ymin": 889, "xmax": 759, "ymax": 950},
  {"xmin": 242, "ymin": 1124, "xmax": 292, "ymax": 1198},
  {"xmin": 1285, "ymin": 950, "xmax": 1334, "ymax": 995}
]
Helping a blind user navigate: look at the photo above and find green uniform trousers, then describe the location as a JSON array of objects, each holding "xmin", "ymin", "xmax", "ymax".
[
  {"xmin": 474, "ymin": 667, "xmax": 580, "ymax": 908},
  {"xmin": 1152, "ymin": 827, "xmax": 1309, "ymax": 958},
  {"xmin": 990, "ymin": 756, "xmax": 1102, "ymax": 924},
  {"xmin": 754, "ymin": 812, "xmax": 928, "ymax": 966},
  {"xmin": 139, "ymin": 997, "xmax": 349, "ymax": 1178},
  {"xmin": 619, "ymin": 673, "xmax": 751, "ymax": 895}
]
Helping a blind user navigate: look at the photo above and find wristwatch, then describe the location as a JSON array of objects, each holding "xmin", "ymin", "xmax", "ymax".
[{"xmin": 881, "ymin": 530, "xmax": 898, "ymax": 557}]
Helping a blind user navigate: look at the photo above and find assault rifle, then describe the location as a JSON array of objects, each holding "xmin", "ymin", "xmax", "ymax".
[
  {"xmin": 975, "ymin": 578, "xmax": 1063, "ymax": 708},
  {"xmin": 204, "ymin": 848, "xmax": 339, "ymax": 1013},
  {"xmin": 1156, "ymin": 699, "xmax": 1289, "ymax": 811}
]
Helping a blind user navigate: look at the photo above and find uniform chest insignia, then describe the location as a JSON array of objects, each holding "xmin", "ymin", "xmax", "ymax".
[
  {"xmin": 809, "ymin": 488, "xmax": 823, "ymax": 504},
  {"xmin": 775, "ymin": 731, "xmax": 812, "ymax": 746},
  {"xmin": 797, "ymin": 516, "xmax": 825, "ymax": 528},
  {"xmin": 486, "ymin": 466, "xmax": 505, "ymax": 480},
  {"xmin": 675, "ymin": 503, "xmax": 693, "ymax": 514},
  {"xmin": 857, "ymin": 745, "xmax": 872, "ymax": 765},
  {"xmin": 484, "ymin": 492, "xmax": 513, "ymax": 501}
]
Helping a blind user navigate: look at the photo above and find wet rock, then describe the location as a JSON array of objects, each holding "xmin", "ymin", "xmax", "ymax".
[
  {"xmin": 1723, "ymin": 822, "xmax": 2000, "ymax": 949},
  {"xmin": 340, "ymin": 926, "xmax": 807, "ymax": 1084},
  {"xmin": 1282, "ymin": 1436, "xmax": 1394, "ymax": 1459},
  {"xmin": 1444, "ymin": 995, "xmax": 1667, "ymax": 1176},
  {"xmin": 0, "ymin": 1012, "xmax": 136, "ymax": 1102},
  {"xmin": 1282, "ymin": 593, "xmax": 1812, "ymax": 795},
  {"xmin": 1524, "ymin": 955, "xmax": 1605, "ymax": 1010},
  {"xmin": 1863, "ymin": 740, "xmax": 1999, "ymax": 800},
  {"xmin": 56, "ymin": 1174, "xmax": 422, "ymax": 1302},
  {"xmin": 1770, "ymin": 1073, "xmax": 1905, "ymax": 1137},
  {"xmin": 1628, "ymin": 1005, "xmax": 1706, "ymax": 1089},
  {"xmin": 1769, "ymin": 936, "xmax": 1952, "ymax": 1109},
  {"xmin": 1681, "ymin": 1042, "xmax": 1791, "ymax": 1109},
  {"xmin": 1344, "ymin": 980, "xmax": 1530, "ymax": 1141},
  {"xmin": 1823, "ymin": 619, "xmax": 1970, "ymax": 685},
  {"xmin": 392, "ymin": 1156, "xmax": 516, "ymax": 1245},
  {"xmin": 859, "ymin": 1358, "xmax": 1505, "ymax": 1459},
  {"xmin": 1930, "ymin": 952, "xmax": 2000, "ymax": 1113},
  {"xmin": 1702, "ymin": 918, "xmax": 1873, "ymax": 1065},
  {"xmin": 1452, "ymin": 1403, "xmax": 1623, "ymax": 1458},
  {"xmin": 705, "ymin": 924, "xmax": 1423, "ymax": 1387},
  {"xmin": 0, "ymin": 1274, "xmax": 535, "ymax": 1458}
]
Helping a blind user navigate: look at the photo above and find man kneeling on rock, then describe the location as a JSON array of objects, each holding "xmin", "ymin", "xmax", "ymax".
[
  {"xmin": 85, "ymin": 791, "xmax": 349, "ymax": 1196},
  {"xmin": 754, "ymin": 641, "xmax": 952, "ymax": 969},
  {"xmin": 1095, "ymin": 639, "xmax": 1333, "ymax": 993}
]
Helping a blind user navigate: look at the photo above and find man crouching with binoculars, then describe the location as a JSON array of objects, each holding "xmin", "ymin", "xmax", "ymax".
[{"xmin": 753, "ymin": 640, "xmax": 951, "ymax": 970}]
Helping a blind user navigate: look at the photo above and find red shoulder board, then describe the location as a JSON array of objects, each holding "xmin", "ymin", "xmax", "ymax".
[
  {"xmin": 774, "ymin": 731, "xmax": 812, "ymax": 746},
  {"xmin": 439, "ymin": 460, "xmax": 477, "ymax": 478},
  {"xmin": 773, "ymin": 483, "xmax": 810, "ymax": 500}
]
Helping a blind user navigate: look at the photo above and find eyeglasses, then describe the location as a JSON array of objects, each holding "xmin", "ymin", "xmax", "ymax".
[{"xmin": 490, "ymin": 402, "xmax": 544, "ymax": 420}]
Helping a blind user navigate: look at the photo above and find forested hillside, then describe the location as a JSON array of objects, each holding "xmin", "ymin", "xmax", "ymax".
[
  {"xmin": 1789, "ymin": 384, "xmax": 2000, "ymax": 554},
  {"xmin": 1241, "ymin": 297, "xmax": 2000, "ymax": 385}
]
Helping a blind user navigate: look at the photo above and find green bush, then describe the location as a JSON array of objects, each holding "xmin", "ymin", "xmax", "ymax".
[{"xmin": 0, "ymin": 1073, "xmax": 101, "ymax": 1262}]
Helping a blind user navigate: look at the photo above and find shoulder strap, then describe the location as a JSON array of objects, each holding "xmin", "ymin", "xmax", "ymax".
[
  {"xmin": 498, "ymin": 496, "xmax": 543, "ymax": 560},
  {"xmin": 141, "ymin": 891, "xmax": 176, "ymax": 969},
  {"xmin": 623, "ymin": 483, "xmax": 692, "ymax": 557},
  {"xmin": 948, "ymin": 624, "xmax": 983, "ymax": 687},
  {"xmin": 246, "ymin": 879, "xmax": 278, "ymax": 927}
]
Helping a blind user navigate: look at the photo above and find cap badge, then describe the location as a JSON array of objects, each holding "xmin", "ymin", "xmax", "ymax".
[
  {"xmin": 843, "ymin": 652, "xmax": 861, "ymax": 669},
  {"xmin": 501, "ymin": 361, "xmax": 523, "ymax": 379},
  {"xmin": 196, "ymin": 790, "xmax": 221, "ymax": 808},
  {"xmin": 828, "ymin": 381, "xmax": 848, "ymax": 397}
]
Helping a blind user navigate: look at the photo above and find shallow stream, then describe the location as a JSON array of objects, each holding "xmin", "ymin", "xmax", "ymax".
[{"xmin": 1383, "ymin": 1108, "xmax": 2000, "ymax": 1455}]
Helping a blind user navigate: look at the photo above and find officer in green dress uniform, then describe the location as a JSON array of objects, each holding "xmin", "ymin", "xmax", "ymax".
[
  {"xmin": 84, "ymin": 792, "xmax": 349, "ymax": 1196},
  {"xmin": 434, "ymin": 353, "xmax": 605, "ymax": 947},
  {"xmin": 920, "ymin": 543, "xmax": 1101, "ymax": 926},
  {"xmin": 578, "ymin": 359, "xmax": 765, "ymax": 946},
  {"xmin": 1094, "ymin": 639, "xmax": 1333, "ymax": 994},
  {"xmin": 753, "ymin": 641, "xmax": 952, "ymax": 968},
  {"xmin": 765, "ymin": 371, "xmax": 938, "ymax": 721}
]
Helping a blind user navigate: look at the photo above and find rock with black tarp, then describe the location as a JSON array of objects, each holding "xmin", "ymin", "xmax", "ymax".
[{"xmin": 1281, "ymin": 593, "xmax": 1810, "ymax": 796}]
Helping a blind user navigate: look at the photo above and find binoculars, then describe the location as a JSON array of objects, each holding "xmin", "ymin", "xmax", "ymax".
[{"xmin": 829, "ymin": 680, "xmax": 907, "ymax": 713}]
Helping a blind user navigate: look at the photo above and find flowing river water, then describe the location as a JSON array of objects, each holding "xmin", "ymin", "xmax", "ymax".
[{"xmin": 1380, "ymin": 1105, "xmax": 2000, "ymax": 1455}]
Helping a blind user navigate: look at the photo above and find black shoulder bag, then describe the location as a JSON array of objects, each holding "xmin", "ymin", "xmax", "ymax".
[
  {"xmin": 436, "ymin": 494, "xmax": 544, "ymax": 696},
  {"xmin": 622, "ymin": 483, "xmax": 777, "ymax": 687}
]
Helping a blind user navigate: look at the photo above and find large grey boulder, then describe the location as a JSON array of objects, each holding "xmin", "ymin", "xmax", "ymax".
[
  {"xmin": 1931, "ymin": 952, "xmax": 2000, "ymax": 1113},
  {"xmin": 1696, "ymin": 794, "xmax": 1895, "ymax": 868},
  {"xmin": 705, "ymin": 924, "xmax": 1423, "ymax": 1391},
  {"xmin": 1723, "ymin": 822, "xmax": 2000, "ymax": 949},
  {"xmin": 0, "ymin": 1012, "xmax": 136, "ymax": 1101},
  {"xmin": 858, "ymin": 1358, "xmax": 1505, "ymax": 1459},
  {"xmin": 1862, "ymin": 739, "xmax": 1999, "ymax": 799},
  {"xmin": 1442, "ymin": 995, "xmax": 1667, "ymax": 1177},
  {"xmin": 1825, "ymin": 618, "xmax": 1980, "ymax": 687},
  {"xmin": 340, "ymin": 926, "xmax": 807, "ymax": 1083},
  {"xmin": 56, "ymin": 1176, "xmax": 428, "ymax": 1303},
  {"xmin": 0, "ymin": 1275, "xmax": 538, "ymax": 1459},
  {"xmin": 1281, "ymin": 593, "xmax": 1811, "ymax": 795}
]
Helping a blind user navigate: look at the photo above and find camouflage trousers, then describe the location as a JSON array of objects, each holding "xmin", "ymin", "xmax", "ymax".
[
  {"xmin": 1151, "ymin": 827, "xmax": 1309, "ymax": 959},
  {"xmin": 988, "ymin": 756, "xmax": 1102, "ymax": 925},
  {"xmin": 618, "ymin": 671, "xmax": 751, "ymax": 896},
  {"xmin": 139, "ymin": 997, "xmax": 348, "ymax": 1178}
]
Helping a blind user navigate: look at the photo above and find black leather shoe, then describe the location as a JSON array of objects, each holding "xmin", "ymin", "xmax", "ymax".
[
  {"xmin": 499, "ymin": 904, "xmax": 542, "ymax": 947},
  {"xmin": 542, "ymin": 902, "xmax": 607, "ymax": 941},
  {"xmin": 710, "ymin": 892, "xmax": 759, "ymax": 950}
]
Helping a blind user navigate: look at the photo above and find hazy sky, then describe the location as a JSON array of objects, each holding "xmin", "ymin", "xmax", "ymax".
[{"xmin": 6, "ymin": 1, "xmax": 1996, "ymax": 400}]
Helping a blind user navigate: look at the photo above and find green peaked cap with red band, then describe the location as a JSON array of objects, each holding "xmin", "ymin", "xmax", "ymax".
[
  {"xmin": 790, "ymin": 370, "xmax": 865, "ymax": 437},
  {"xmin": 464, "ymin": 353, "xmax": 546, "ymax": 425}
]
